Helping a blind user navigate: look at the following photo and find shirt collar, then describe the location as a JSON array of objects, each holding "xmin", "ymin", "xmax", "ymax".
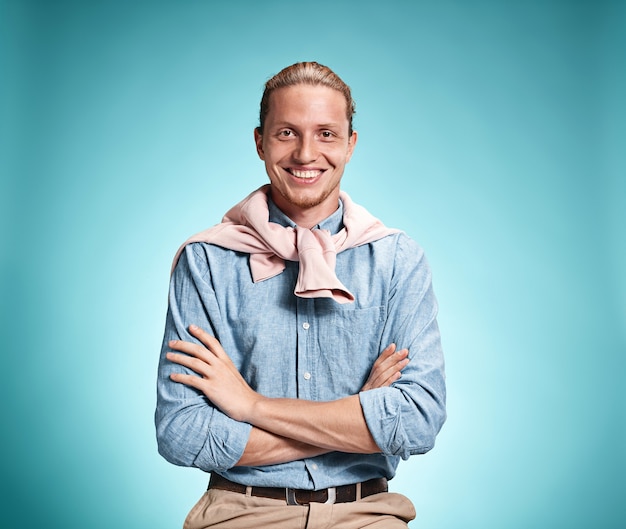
[{"xmin": 268, "ymin": 196, "xmax": 345, "ymax": 235}]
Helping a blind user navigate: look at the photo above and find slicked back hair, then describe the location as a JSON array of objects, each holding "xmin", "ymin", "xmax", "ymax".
[{"xmin": 258, "ymin": 61, "xmax": 355, "ymax": 136}]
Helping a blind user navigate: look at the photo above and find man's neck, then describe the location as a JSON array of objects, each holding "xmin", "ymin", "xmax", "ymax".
[
  {"xmin": 269, "ymin": 191, "xmax": 341, "ymax": 229},
  {"xmin": 268, "ymin": 193, "xmax": 344, "ymax": 234}
]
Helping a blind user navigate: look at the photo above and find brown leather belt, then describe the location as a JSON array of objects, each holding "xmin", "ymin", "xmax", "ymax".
[{"xmin": 209, "ymin": 474, "xmax": 388, "ymax": 506}]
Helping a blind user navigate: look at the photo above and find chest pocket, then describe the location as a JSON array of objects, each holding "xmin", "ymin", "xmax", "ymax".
[{"xmin": 315, "ymin": 305, "xmax": 386, "ymax": 397}]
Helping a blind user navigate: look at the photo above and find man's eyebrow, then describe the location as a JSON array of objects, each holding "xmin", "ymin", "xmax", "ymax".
[{"xmin": 270, "ymin": 121, "xmax": 343, "ymax": 129}]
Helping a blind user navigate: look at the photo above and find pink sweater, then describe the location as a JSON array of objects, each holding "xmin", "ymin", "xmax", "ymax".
[{"xmin": 172, "ymin": 185, "xmax": 399, "ymax": 304}]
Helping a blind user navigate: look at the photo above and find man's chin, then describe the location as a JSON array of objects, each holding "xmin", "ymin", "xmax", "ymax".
[{"xmin": 282, "ymin": 191, "xmax": 334, "ymax": 212}]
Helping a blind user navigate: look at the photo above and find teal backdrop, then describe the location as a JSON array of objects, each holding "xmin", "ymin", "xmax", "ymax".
[{"xmin": 1, "ymin": 1, "xmax": 624, "ymax": 527}]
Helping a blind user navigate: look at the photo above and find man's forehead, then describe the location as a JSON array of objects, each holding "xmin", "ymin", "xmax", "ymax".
[{"xmin": 265, "ymin": 85, "xmax": 349, "ymax": 125}]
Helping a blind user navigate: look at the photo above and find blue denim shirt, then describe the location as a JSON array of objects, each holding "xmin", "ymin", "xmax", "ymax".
[{"xmin": 155, "ymin": 198, "xmax": 446, "ymax": 490}]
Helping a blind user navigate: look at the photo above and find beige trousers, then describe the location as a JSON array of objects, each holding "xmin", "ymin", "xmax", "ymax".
[{"xmin": 183, "ymin": 488, "xmax": 416, "ymax": 529}]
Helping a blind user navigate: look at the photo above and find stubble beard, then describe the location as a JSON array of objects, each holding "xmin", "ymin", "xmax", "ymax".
[{"xmin": 276, "ymin": 181, "xmax": 340, "ymax": 213}]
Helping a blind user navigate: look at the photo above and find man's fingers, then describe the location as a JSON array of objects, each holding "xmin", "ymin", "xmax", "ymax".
[
  {"xmin": 167, "ymin": 325, "xmax": 224, "ymax": 360},
  {"xmin": 379, "ymin": 343, "xmax": 396, "ymax": 360},
  {"xmin": 168, "ymin": 338, "xmax": 210, "ymax": 361},
  {"xmin": 166, "ymin": 351, "xmax": 213, "ymax": 376},
  {"xmin": 374, "ymin": 346, "xmax": 408, "ymax": 372},
  {"xmin": 188, "ymin": 325, "xmax": 228, "ymax": 359},
  {"xmin": 378, "ymin": 357, "xmax": 410, "ymax": 384},
  {"xmin": 368, "ymin": 344, "xmax": 396, "ymax": 373},
  {"xmin": 170, "ymin": 371, "xmax": 202, "ymax": 387},
  {"xmin": 361, "ymin": 345, "xmax": 410, "ymax": 391}
]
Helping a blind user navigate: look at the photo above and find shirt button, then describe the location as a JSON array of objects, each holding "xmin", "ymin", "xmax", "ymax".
[
  {"xmin": 303, "ymin": 372, "xmax": 311, "ymax": 380},
  {"xmin": 311, "ymin": 464, "xmax": 319, "ymax": 470},
  {"xmin": 302, "ymin": 322, "xmax": 310, "ymax": 330}
]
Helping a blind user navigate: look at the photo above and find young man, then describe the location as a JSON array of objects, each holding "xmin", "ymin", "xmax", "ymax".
[{"xmin": 156, "ymin": 62, "xmax": 446, "ymax": 528}]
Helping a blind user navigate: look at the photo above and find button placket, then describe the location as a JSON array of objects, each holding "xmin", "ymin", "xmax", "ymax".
[
  {"xmin": 301, "ymin": 322, "xmax": 312, "ymax": 381},
  {"xmin": 296, "ymin": 297, "xmax": 315, "ymax": 399}
]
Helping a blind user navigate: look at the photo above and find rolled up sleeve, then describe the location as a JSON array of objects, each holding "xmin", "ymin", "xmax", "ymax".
[
  {"xmin": 359, "ymin": 235, "xmax": 446, "ymax": 459},
  {"xmin": 155, "ymin": 245, "xmax": 252, "ymax": 472}
]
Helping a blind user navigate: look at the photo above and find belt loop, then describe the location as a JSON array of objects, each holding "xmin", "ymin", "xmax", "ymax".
[
  {"xmin": 325, "ymin": 487, "xmax": 336, "ymax": 505},
  {"xmin": 355, "ymin": 482, "xmax": 362, "ymax": 501},
  {"xmin": 286, "ymin": 488, "xmax": 299, "ymax": 506},
  {"xmin": 245, "ymin": 486, "xmax": 252, "ymax": 498}
]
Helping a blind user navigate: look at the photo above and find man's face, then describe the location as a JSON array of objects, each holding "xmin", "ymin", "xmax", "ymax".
[{"xmin": 254, "ymin": 84, "xmax": 357, "ymax": 226}]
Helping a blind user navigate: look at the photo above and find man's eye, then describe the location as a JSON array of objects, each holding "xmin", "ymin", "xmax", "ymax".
[
  {"xmin": 279, "ymin": 130, "xmax": 294, "ymax": 137},
  {"xmin": 320, "ymin": 131, "xmax": 334, "ymax": 139}
]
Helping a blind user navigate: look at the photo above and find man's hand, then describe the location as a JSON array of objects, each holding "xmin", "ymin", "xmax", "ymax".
[
  {"xmin": 361, "ymin": 343, "xmax": 409, "ymax": 392},
  {"xmin": 166, "ymin": 325, "xmax": 259, "ymax": 422}
]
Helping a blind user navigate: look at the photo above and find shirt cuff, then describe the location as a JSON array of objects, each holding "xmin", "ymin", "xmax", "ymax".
[
  {"xmin": 359, "ymin": 387, "xmax": 407, "ymax": 459},
  {"xmin": 193, "ymin": 409, "xmax": 253, "ymax": 473}
]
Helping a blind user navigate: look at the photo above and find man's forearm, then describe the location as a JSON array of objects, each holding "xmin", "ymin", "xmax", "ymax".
[
  {"xmin": 239, "ymin": 346, "xmax": 407, "ymax": 456},
  {"xmin": 243, "ymin": 394, "xmax": 381, "ymax": 454},
  {"xmin": 236, "ymin": 427, "xmax": 329, "ymax": 467}
]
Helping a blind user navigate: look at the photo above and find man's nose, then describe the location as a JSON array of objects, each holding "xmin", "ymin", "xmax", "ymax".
[{"xmin": 294, "ymin": 135, "xmax": 318, "ymax": 163}]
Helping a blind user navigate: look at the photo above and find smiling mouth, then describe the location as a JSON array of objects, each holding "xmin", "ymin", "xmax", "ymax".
[{"xmin": 287, "ymin": 169, "xmax": 324, "ymax": 179}]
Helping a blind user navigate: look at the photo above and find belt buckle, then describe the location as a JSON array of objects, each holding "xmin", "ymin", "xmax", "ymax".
[{"xmin": 285, "ymin": 487, "xmax": 337, "ymax": 506}]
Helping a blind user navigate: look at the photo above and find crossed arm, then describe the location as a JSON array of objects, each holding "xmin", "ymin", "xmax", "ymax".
[{"xmin": 166, "ymin": 324, "xmax": 409, "ymax": 467}]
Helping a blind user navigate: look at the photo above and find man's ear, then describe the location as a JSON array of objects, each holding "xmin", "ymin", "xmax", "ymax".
[
  {"xmin": 346, "ymin": 130, "xmax": 358, "ymax": 163},
  {"xmin": 254, "ymin": 128, "xmax": 265, "ymax": 160}
]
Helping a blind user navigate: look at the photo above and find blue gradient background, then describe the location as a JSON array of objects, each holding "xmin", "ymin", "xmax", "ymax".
[{"xmin": 1, "ymin": 1, "xmax": 624, "ymax": 527}]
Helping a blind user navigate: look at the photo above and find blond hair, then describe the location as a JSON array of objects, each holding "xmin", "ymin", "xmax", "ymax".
[{"xmin": 258, "ymin": 62, "xmax": 355, "ymax": 135}]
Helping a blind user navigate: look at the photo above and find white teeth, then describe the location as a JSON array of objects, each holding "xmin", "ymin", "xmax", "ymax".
[{"xmin": 290, "ymin": 169, "xmax": 321, "ymax": 179}]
